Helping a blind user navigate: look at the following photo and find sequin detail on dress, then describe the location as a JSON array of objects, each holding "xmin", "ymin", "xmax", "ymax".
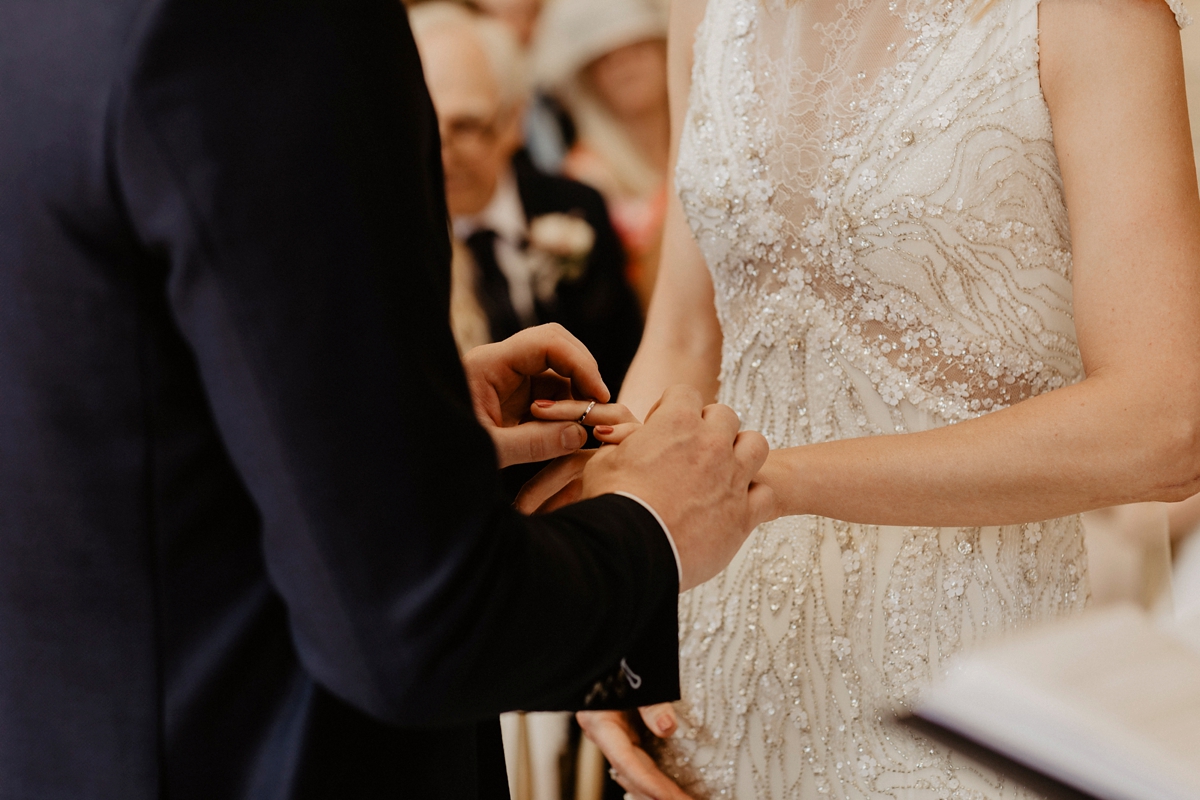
[{"xmin": 660, "ymin": 0, "xmax": 1187, "ymax": 797}]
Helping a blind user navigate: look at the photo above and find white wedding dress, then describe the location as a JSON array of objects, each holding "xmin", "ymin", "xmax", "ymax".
[{"xmin": 661, "ymin": 0, "xmax": 1192, "ymax": 797}]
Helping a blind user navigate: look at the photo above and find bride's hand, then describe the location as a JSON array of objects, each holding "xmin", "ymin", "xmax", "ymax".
[
  {"xmin": 577, "ymin": 706, "xmax": 692, "ymax": 800},
  {"xmin": 463, "ymin": 325, "xmax": 611, "ymax": 468},
  {"xmin": 529, "ymin": 398, "xmax": 642, "ymax": 444},
  {"xmin": 515, "ymin": 402, "xmax": 642, "ymax": 515}
]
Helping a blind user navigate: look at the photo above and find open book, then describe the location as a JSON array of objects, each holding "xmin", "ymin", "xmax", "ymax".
[{"xmin": 909, "ymin": 605, "xmax": 1200, "ymax": 800}]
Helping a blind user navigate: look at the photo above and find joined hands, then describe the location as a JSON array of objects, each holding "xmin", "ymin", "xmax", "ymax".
[
  {"xmin": 465, "ymin": 324, "xmax": 779, "ymax": 800},
  {"xmin": 463, "ymin": 324, "xmax": 611, "ymax": 468}
]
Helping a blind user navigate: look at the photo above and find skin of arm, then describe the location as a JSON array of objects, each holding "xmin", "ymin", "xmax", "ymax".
[
  {"xmin": 519, "ymin": 0, "xmax": 726, "ymax": 520},
  {"xmin": 615, "ymin": 0, "xmax": 723, "ymax": 421},
  {"xmin": 754, "ymin": 0, "xmax": 1200, "ymax": 527}
]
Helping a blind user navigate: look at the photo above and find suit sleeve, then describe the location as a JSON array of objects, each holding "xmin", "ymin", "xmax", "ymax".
[{"xmin": 113, "ymin": 0, "xmax": 678, "ymax": 726}]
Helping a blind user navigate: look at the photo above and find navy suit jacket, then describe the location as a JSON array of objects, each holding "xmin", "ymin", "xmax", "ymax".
[{"xmin": 0, "ymin": 1, "xmax": 680, "ymax": 797}]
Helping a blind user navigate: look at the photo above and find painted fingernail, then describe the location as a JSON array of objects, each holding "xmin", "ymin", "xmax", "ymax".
[
  {"xmin": 594, "ymin": 425, "xmax": 614, "ymax": 435},
  {"xmin": 655, "ymin": 714, "xmax": 675, "ymax": 735},
  {"xmin": 534, "ymin": 399, "xmax": 555, "ymax": 408},
  {"xmin": 561, "ymin": 425, "xmax": 586, "ymax": 450}
]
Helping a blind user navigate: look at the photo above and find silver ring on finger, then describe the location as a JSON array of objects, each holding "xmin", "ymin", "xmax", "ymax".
[{"xmin": 578, "ymin": 400, "xmax": 597, "ymax": 425}]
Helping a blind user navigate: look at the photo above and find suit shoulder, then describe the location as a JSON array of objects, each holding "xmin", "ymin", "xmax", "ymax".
[{"xmin": 514, "ymin": 157, "xmax": 609, "ymax": 221}]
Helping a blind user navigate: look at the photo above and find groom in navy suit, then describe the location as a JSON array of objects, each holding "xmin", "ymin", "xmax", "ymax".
[{"xmin": 0, "ymin": 0, "xmax": 772, "ymax": 798}]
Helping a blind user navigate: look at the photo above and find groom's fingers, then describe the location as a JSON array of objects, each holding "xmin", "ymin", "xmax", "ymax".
[
  {"xmin": 644, "ymin": 384, "xmax": 704, "ymax": 425},
  {"xmin": 577, "ymin": 711, "xmax": 693, "ymax": 800},
  {"xmin": 637, "ymin": 703, "xmax": 678, "ymax": 737},
  {"xmin": 700, "ymin": 402, "xmax": 741, "ymax": 440},
  {"xmin": 514, "ymin": 451, "xmax": 594, "ymax": 513},
  {"xmin": 732, "ymin": 429, "xmax": 770, "ymax": 485},
  {"xmin": 502, "ymin": 325, "xmax": 610, "ymax": 403},
  {"xmin": 534, "ymin": 479, "xmax": 584, "ymax": 515},
  {"xmin": 491, "ymin": 421, "xmax": 588, "ymax": 469}
]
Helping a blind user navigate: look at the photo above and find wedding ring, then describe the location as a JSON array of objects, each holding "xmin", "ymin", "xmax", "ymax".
[{"xmin": 578, "ymin": 400, "xmax": 597, "ymax": 425}]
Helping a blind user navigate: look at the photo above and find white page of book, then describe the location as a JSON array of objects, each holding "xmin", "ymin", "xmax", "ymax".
[{"xmin": 914, "ymin": 606, "xmax": 1200, "ymax": 800}]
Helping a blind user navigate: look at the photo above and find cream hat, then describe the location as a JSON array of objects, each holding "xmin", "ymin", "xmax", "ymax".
[{"xmin": 531, "ymin": 0, "xmax": 667, "ymax": 89}]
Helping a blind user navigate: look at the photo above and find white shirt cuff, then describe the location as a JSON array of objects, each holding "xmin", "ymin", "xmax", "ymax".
[{"xmin": 612, "ymin": 491, "xmax": 683, "ymax": 586}]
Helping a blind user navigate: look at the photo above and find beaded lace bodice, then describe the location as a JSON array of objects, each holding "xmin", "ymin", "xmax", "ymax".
[{"xmin": 659, "ymin": 0, "xmax": 1190, "ymax": 798}]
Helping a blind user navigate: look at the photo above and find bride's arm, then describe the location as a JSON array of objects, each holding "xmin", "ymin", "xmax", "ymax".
[
  {"xmin": 760, "ymin": 0, "xmax": 1200, "ymax": 526},
  {"xmin": 616, "ymin": 0, "xmax": 721, "ymax": 421},
  {"xmin": 570, "ymin": 1, "xmax": 725, "ymax": 795}
]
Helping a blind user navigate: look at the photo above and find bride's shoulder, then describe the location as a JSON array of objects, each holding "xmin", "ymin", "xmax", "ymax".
[
  {"xmin": 1037, "ymin": 0, "xmax": 1190, "ymax": 129},
  {"xmin": 1032, "ymin": 0, "xmax": 1191, "ymax": 30}
]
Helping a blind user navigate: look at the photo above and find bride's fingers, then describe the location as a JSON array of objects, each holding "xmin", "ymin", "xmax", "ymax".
[
  {"xmin": 530, "ymin": 399, "xmax": 640, "ymax": 427},
  {"xmin": 637, "ymin": 703, "xmax": 678, "ymax": 738},
  {"xmin": 514, "ymin": 451, "xmax": 593, "ymax": 514},
  {"xmin": 577, "ymin": 711, "xmax": 693, "ymax": 800},
  {"xmin": 592, "ymin": 422, "xmax": 641, "ymax": 444}
]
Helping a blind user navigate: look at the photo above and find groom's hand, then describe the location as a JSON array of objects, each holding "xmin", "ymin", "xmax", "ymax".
[
  {"xmin": 462, "ymin": 324, "xmax": 610, "ymax": 468},
  {"xmin": 581, "ymin": 385, "xmax": 776, "ymax": 592}
]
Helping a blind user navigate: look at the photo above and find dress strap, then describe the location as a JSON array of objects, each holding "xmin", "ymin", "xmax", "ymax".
[{"xmin": 1165, "ymin": 0, "xmax": 1193, "ymax": 28}]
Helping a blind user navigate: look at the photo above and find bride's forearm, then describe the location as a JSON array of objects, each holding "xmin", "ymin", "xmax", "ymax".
[
  {"xmin": 619, "ymin": 322, "xmax": 721, "ymax": 420},
  {"xmin": 760, "ymin": 372, "xmax": 1200, "ymax": 527},
  {"xmin": 618, "ymin": 196, "xmax": 722, "ymax": 419}
]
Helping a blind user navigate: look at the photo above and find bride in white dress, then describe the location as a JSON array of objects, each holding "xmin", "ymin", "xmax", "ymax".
[{"xmin": 529, "ymin": 0, "xmax": 1200, "ymax": 797}]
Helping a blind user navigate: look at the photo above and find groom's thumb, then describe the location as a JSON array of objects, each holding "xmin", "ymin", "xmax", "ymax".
[{"xmin": 494, "ymin": 421, "xmax": 588, "ymax": 467}]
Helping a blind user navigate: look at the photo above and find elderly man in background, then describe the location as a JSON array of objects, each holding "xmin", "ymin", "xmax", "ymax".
[
  {"xmin": 411, "ymin": 3, "xmax": 643, "ymax": 397},
  {"xmin": 412, "ymin": 9, "xmax": 645, "ymax": 797},
  {"xmin": 471, "ymin": 0, "xmax": 540, "ymax": 46}
]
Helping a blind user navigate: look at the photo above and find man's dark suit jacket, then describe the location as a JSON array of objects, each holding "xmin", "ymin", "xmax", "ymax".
[
  {"xmin": 465, "ymin": 153, "xmax": 643, "ymax": 396},
  {"xmin": 0, "ymin": 1, "xmax": 680, "ymax": 798}
]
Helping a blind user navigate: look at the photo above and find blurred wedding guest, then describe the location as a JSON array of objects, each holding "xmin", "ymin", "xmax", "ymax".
[
  {"xmin": 533, "ymin": 0, "xmax": 669, "ymax": 312},
  {"xmin": 466, "ymin": 0, "xmax": 579, "ymax": 202},
  {"xmin": 412, "ymin": 2, "xmax": 643, "ymax": 390},
  {"xmin": 1168, "ymin": 492, "xmax": 1200, "ymax": 619},
  {"xmin": 1081, "ymin": 503, "xmax": 1175, "ymax": 613},
  {"xmin": 473, "ymin": 0, "xmax": 538, "ymax": 46}
]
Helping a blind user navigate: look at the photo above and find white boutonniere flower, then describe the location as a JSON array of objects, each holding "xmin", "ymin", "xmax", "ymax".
[{"xmin": 526, "ymin": 213, "xmax": 595, "ymax": 303}]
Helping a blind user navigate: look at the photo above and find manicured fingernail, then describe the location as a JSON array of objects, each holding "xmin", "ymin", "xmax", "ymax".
[
  {"xmin": 655, "ymin": 715, "xmax": 675, "ymax": 735},
  {"xmin": 561, "ymin": 425, "xmax": 586, "ymax": 450},
  {"xmin": 594, "ymin": 425, "xmax": 614, "ymax": 435},
  {"xmin": 535, "ymin": 399, "xmax": 555, "ymax": 408}
]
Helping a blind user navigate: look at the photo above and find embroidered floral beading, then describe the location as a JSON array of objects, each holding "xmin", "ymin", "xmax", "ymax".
[{"xmin": 650, "ymin": 0, "xmax": 1183, "ymax": 796}]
